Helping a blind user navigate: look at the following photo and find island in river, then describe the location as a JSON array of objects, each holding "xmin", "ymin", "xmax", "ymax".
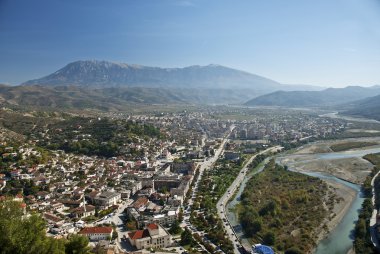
[{"xmin": 233, "ymin": 138, "xmax": 380, "ymax": 253}]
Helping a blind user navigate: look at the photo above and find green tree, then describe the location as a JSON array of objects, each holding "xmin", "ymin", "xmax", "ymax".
[
  {"xmin": 65, "ymin": 234, "xmax": 91, "ymax": 254},
  {"xmin": 180, "ymin": 228, "xmax": 194, "ymax": 246},
  {"xmin": 284, "ymin": 247, "xmax": 303, "ymax": 254},
  {"xmin": 262, "ymin": 231, "xmax": 275, "ymax": 245},
  {"xmin": 0, "ymin": 199, "xmax": 65, "ymax": 254},
  {"xmin": 169, "ymin": 220, "xmax": 182, "ymax": 235}
]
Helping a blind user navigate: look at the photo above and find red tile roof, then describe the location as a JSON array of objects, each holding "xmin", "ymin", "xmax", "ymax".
[
  {"xmin": 128, "ymin": 229, "xmax": 150, "ymax": 240},
  {"xmin": 79, "ymin": 227, "xmax": 113, "ymax": 234},
  {"xmin": 147, "ymin": 223, "xmax": 158, "ymax": 230}
]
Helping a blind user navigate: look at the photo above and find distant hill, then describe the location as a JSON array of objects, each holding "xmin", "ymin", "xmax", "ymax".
[
  {"xmin": 22, "ymin": 60, "xmax": 282, "ymax": 92},
  {"xmin": 244, "ymin": 86, "xmax": 380, "ymax": 107},
  {"xmin": 342, "ymin": 94, "xmax": 380, "ymax": 121},
  {"xmin": 0, "ymin": 84, "xmax": 269, "ymax": 110}
]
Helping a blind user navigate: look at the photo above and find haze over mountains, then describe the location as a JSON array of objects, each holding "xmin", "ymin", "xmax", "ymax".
[
  {"xmin": 343, "ymin": 94, "xmax": 380, "ymax": 121},
  {"xmin": 244, "ymin": 86, "xmax": 380, "ymax": 107}
]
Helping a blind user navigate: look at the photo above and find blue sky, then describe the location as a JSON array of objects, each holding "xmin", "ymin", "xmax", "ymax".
[{"xmin": 1, "ymin": 0, "xmax": 380, "ymax": 87}]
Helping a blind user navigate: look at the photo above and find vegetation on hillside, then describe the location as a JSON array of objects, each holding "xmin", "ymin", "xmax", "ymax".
[
  {"xmin": 37, "ymin": 117, "xmax": 161, "ymax": 157},
  {"xmin": 239, "ymin": 159, "xmax": 329, "ymax": 253}
]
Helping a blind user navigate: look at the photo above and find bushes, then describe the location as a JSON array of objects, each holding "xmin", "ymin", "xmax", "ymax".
[{"xmin": 239, "ymin": 159, "xmax": 328, "ymax": 252}]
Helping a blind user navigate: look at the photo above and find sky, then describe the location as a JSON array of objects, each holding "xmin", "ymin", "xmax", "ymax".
[{"xmin": 0, "ymin": 0, "xmax": 380, "ymax": 87}]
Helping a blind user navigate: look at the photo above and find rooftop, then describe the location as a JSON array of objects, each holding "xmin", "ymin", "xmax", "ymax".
[{"xmin": 79, "ymin": 227, "xmax": 113, "ymax": 234}]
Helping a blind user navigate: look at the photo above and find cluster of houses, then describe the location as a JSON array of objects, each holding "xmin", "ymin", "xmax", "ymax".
[
  {"xmin": 231, "ymin": 114, "xmax": 346, "ymax": 142},
  {"xmin": 0, "ymin": 109, "xmax": 348, "ymax": 253}
]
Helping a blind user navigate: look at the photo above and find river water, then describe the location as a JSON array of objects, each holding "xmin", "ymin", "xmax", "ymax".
[
  {"xmin": 227, "ymin": 146, "xmax": 380, "ymax": 253},
  {"xmin": 320, "ymin": 112, "xmax": 380, "ymax": 124}
]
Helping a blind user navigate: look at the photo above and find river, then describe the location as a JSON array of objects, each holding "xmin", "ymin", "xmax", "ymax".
[
  {"xmin": 320, "ymin": 112, "xmax": 380, "ymax": 124},
  {"xmin": 226, "ymin": 146, "xmax": 380, "ymax": 253}
]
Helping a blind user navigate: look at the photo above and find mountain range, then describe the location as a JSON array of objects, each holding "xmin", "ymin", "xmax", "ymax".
[
  {"xmin": 244, "ymin": 86, "xmax": 380, "ymax": 107},
  {"xmin": 23, "ymin": 60, "xmax": 284, "ymax": 91},
  {"xmin": 0, "ymin": 60, "xmax": 378, "ymax": 121},
  {"xmin": 342, "ymin": 94, "xmax": 380, "ymax": 121}
]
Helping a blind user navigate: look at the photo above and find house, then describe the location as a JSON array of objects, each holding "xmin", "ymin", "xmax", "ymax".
[
  {"xmin": 94, "ymin": 191, "xmax": 121, "ymax": 209},
  {"xmin": 70, "ymin": 205, "xmax": 96, "ymax": 218},
  {"xmin": 79, "ymin": 227, "xmax": 113, "ymax": 241},
  {"xmin": 43, "ymin": 213, "xmax": 65, "ymax": 225},
  {"xmin": 50, "ymin": 202, "xmax": 65, "ymax": 212},
  {"xmin": 127, "ymin": 223, "xmax": 171, "ymax": 250},
  {"xmin": 36, "ymin": 191, "xmax": 51, "ymax": 200},
  {"xmin": 131, "ymin": 196, "xmax": 149, "ymax": 211},
  {"xmin": 10, "ymin": 169, "xmax": 21, "ymax": 179}
]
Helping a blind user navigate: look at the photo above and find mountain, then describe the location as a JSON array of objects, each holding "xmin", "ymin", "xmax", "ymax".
[
  {"xmin": 244, "ymin": 86, "xmax": 380, "ymax": 107},
  {"xmin": 341, "ymin": 94, "xmax": 380, "ymax": 121},
  {"xmin": 22, "ymin": 60, "xmax": 282, "ymax": 92}
]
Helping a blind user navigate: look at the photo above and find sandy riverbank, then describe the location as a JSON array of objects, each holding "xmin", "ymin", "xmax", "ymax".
[
  {"xmin": 314, "ymin": 179, "xmax": 358, "ymax": 244},
  {"xmin": 294, "ymin": 137, "xmax": 380, "ymax": 155}
]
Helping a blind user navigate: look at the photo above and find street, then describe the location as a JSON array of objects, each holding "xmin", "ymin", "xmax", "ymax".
[{"xmin": 216, "ymin": 146, "xmax": 282, "ymax": 254}]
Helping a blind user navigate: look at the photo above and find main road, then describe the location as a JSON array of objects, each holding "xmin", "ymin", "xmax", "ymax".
[
  {"xmin": 216, "ymin": 146, "xmax": 282, "ymax": 254},
  {"xmin": 182, "ymin": 125, "xmax": 235, "ymax": 252},
  {"xmin": 370, "ymin": 169, "xmax": 380, "ymax": 249}
]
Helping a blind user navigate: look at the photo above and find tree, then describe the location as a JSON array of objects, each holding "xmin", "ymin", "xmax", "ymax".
[
  {"xmin": 180, "ymin": 228, "xmax": 194, "ymax": 246},
  {"xmin": 65, "ymin": 234, "xmax": 91, "ymax": 254},
  {"xmin": 284, "ymin": 247, "xmax": 303, "ymax": 254},
  {"xmin": 262, "ymin": 231, "xmax": 275, "ymax": 245},
  {"xmin": 178, "ymin": 208, "xmax": 184, "ymax": 222},
  {"xmin": 0, "ymin": 199, "xmax": 92, "ymax": 254},
  {"xmin": 0, "ymin": 199, "xmax": 65, "ymax": 254},
  {"xmin": 169, "ymin": 220, "xmax": 182, "ymax": 235}
]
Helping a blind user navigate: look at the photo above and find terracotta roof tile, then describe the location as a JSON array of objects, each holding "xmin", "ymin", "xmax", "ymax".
[
  {"xmin": 147, "ymin": 223, "xmax": 158, "ymax": 230},
  {"xmin": 128, "ymin": 229, "xmax": 150, "ymax": 240},
  {"xmin": 79, "ymin": 227, "xmax": 113, "ymax": 234}
]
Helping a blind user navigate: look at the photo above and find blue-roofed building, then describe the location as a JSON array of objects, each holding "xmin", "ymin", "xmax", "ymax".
[{"xmin": 252, "ymin": 244, "xmax": 275, "ymax": 254}]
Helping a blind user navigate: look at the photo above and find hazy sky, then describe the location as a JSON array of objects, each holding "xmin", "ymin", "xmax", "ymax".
[{"xmin": 1, "ymin": 0, "xmax": 380, "ymax": 87}]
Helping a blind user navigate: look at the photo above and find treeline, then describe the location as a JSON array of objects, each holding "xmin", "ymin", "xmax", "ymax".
[
  {"xmin": 239, "ymin": 159, "xmax": 328, "ymax": 253},
  {"xmin": 38, "ymin": 117, "xmax": 161, "ymax": 157},
  {"xmin": 354, "ymin": 153, "xmax": 380, "ymax": 254},
  {"xmin": 330, "ymin": 141, "xmax": 378, "ymax": 152}
]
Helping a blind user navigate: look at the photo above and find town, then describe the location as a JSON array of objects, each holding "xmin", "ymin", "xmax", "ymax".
[{"xmin": 0, "ymin": 107, "xmax": 346, "ymax": 254}]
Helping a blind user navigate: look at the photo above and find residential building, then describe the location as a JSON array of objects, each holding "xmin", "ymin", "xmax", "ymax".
[
  {"xmin": 127, "ymin": 223, "xmax": 171, "ymax": 250},
  {"xmin": 79, "ymin": 227, "xmax": 113, "ymax": 241}
]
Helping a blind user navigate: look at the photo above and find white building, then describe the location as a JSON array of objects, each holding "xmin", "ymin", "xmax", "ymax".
[
  {"xmin": 94, "ymin": 191, "xmax": 121, "ymax": 209},
  {"xmin": 79, "ymin": 227, "xmax": 113, "ymax": 241},
  {"xmin": 127, "ymin": 223, "xmax": 172, "ymax": 250}
]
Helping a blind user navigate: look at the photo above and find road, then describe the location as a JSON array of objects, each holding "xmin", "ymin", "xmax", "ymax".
[
  {"xmin": 181, "ymin": 126, "xmax": 235, "ymax": 252},
  {"xmin": 370, "ymin": 169, "xmax": 380, "ymax": 249},
  {"xmin": 216, "ymin": 146, "xmax": 282, "ymax": 254},
  {"xmin": 94, "ymin": 199, "xmax": 134, "ymax": 252}
]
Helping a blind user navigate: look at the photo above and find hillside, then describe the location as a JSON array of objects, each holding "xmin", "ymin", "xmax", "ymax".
[
  {"xmin": 244, "ymin": 86, "xmax": 380, "ymax": 107},
  {"xmin": 0, "ymin": 84, "xmax": 267, "ymax": 110},
  {"xmin": 342, "ymin": 94, "xmax": 380, "ymax": 121},
  {"xmin": 22, "ymin": 60, "xmax": 282, "ymax": 92}
]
